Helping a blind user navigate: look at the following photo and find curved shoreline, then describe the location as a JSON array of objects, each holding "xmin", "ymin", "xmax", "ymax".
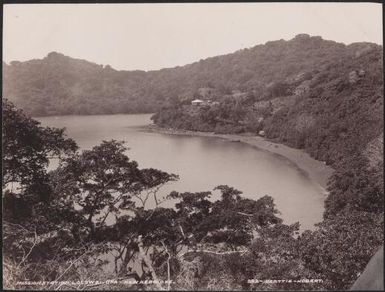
[{"xmin": 144, "ymin": 125, "xmax": 334, "ymax": 192}]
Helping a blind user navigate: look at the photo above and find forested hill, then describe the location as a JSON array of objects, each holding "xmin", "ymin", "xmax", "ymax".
[
  {"xmin": 151, "ymin": 34, "xmax": 384, "ymax": 290},
  {"xmin": 3, "ymin": 34, "xmax": 382, "ymax": 117},
  {"xmin": 151, "ymin": 34, "xmax": 383, "ymax": 229},
  {"xmin": 3, "ymin": 53, "xmax": 152, "ymax": 115},
  {"xmin": 151, "ymin": 34, "xmax": 383, "ymax": 166}
]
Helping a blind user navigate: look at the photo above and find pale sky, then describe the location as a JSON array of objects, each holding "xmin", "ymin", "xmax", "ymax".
[{"xmin": 3, "ymin": 3, "xmax": 383, "ymax": 71}]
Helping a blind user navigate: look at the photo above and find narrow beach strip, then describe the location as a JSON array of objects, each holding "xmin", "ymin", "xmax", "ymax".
[{"xmin": 144, "ymin": 125, "xmax": 334, "ymax": 192}]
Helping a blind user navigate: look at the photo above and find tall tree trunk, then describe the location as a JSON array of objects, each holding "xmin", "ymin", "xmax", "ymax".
[
  {"xmin": 137, "ymin": 236, "xmax": 164, "ymax": 290},
  {"xmin": 119, "ymin": 247, "xmax": 133, "ymax": 276},
  {"xmin": 87, "ymin": 213, "xmax": 95, "ymax": 236}
]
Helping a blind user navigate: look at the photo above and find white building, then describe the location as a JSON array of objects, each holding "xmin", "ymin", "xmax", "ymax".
[{"xmin": 191, "ymin": 99, "xmax": 204, "ymax": 106}]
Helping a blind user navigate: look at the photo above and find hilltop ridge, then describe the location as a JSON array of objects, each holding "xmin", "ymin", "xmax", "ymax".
[{"xmin": 3, "ymin": 34, "xmax": 382, "ymax": 116}]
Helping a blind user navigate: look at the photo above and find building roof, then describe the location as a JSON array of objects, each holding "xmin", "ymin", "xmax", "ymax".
[{"xmin": 191, "ymin": 99, "xmax": 204, "ymax": 103}]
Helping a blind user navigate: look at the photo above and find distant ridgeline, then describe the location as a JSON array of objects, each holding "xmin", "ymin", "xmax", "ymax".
[{"xmin": 3, "ymin": 34, "xmax": 382, "ymax": 118}]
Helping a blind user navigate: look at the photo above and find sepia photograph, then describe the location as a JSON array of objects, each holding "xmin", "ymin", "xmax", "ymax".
[{"xmin": 2, "ymin": 1, "xmax": 384, "ymax": 290}]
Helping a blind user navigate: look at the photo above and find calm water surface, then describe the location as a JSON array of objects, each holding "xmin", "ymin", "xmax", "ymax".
[{"xmin": 38, "ymin": 114, "xmax": 325, "ymax": 230}]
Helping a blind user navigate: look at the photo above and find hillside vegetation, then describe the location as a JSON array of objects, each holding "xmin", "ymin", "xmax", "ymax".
[
  {"xmin": 151, "ymin": 35, "xmax": 384, "ymax": 290},
  {"xmin": 4, "ymin": 34, "xmax": 381, "ymax": 117},
  {"xmin": 2, "ymin": 34, "xmax": 384, "ymax": 290},
  {"xmin": 152, "ymin": 36, "xmax": 384, "ymax": 269},
  {"xmin": 3, "ymin": 100, "xmax": 383, "ymax": 290}
]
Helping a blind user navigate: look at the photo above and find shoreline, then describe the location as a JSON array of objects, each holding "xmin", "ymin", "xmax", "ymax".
[{"xmin": 144, "ymin": 125, "xmax": 334, "ymax": 192}]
